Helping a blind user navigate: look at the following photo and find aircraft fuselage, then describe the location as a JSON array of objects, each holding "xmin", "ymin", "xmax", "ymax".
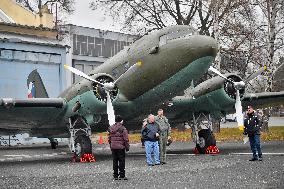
[{"xmin": 59, "ymin": 25, "xmax": 218, "ymax": 131}]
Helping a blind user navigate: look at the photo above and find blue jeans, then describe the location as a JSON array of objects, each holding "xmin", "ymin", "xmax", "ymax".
[
  {"xmin": 249, "ymin": 134, "xmax": 262, "ymax": 158},
  {"xmin": 144, "ymin": 141, "xmax": 160, "ymax": 165}
]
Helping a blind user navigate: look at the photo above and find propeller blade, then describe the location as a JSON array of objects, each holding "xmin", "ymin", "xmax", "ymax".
[
  {"xmin": 64, "ymin": 64, "xmax": 103, "ymax": 86},
  {"xmin": 106, "ymin": 91, "xmax": 115, "ymax": 126},
  {"xmin": 209, "ymin": 66, "xmax": 229, "ymax": 81},
  {"xmin": 245, "ymin": 66, "xmax": 267, "ymax": 83},
  {"xmin": 235, "ymin": 90, "xmax": 244, "ymax": 131},
  {"xmin": 114, "ymin": 61, "xmax": 143, "ymax": 85}
]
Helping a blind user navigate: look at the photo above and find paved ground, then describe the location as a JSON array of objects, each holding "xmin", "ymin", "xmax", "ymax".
[{"xmin": 0, "ymin": 141, "xmax": 283, "ymax": 189}]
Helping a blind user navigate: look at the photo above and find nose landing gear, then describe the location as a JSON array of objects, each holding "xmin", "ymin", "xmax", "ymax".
[
  {"xmin": 190, "ymin": 113, "xmax": 219, "ymax": 154},
  {"xmin": 68, "ymin": 116, "xmax": 96, "ymax": 162}
]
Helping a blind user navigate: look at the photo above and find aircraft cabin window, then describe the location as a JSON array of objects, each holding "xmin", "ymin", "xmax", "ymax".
[
  {"xmin": 112, "ymin": 67, "xmax": 119, "ymax": 78},
  {"xmin": 124, "ymin": 62, "xmax": 130, "ymax": 70}
]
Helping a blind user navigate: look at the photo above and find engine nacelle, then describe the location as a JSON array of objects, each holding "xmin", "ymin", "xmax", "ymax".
[
  {"xmin": 193, "ymin": 74, "xmax": 245, "ymax": 100},
  {"xmin": 91, "ymin": 74, "xmax": 118, "ymax": 103}
]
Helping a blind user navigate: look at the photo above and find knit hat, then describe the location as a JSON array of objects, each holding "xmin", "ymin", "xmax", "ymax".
[{"xmin": 115, "ymin": 115, "xmax": 123, "ymax": 122}]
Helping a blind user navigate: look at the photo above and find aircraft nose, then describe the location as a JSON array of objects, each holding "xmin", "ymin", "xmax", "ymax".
[{"xmin": 188, "ymin": 35, "xmax": 218, "ymax": 58}]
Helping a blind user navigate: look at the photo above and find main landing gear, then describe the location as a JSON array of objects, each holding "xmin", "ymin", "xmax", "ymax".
[
  {"xmin": 189, "ymin": 113, "xmax": 219, "ymax": 154},
  {"xmin": 68, "ymin": 116, "xmax": 96, "ymax": 162}
]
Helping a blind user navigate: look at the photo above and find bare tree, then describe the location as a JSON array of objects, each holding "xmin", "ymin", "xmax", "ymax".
[
  {"xmin": 256, "ymin": 0, "xmax": 284, "ymax": 91},
  {"xmin": 90, "ymin": 0, "xmax": 247, "ymax": 35},
  {"xmin": 90, "ymin": 0, "xmax": 283, "ymax": 87},
  {"xmin": 16, "ymin": 0, "xmax": 75, "ymax": 14}
]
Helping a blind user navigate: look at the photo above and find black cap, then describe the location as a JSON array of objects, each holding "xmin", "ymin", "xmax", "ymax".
[{"xmin": 115, "ymin": 115, "xmax": 123, "ymax": 122}]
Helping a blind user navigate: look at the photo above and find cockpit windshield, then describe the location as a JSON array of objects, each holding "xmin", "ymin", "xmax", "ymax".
[{"xmin": 159, "ymin": 28, "xmax": 197, "ymax": 46}]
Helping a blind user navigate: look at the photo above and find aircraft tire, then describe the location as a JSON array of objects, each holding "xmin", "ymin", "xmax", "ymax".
[
  {"xmin": 196, "ymin": 129, "xmax": 216, "ymax": 154},
  {"xmin": 50, "ymin": 139, "xmax": 58, "ymax": 149},
  {"xmin": 51, "ymin": 141, "xmax": 58, "ymax": 149},
  {"xmin": 74, "ymin": 135, "xmax": 92, "ymax": 161}
]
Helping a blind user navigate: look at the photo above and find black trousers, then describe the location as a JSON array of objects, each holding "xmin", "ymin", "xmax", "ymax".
[{"xmin": 112, "ymin": 149, "xmax": 126, "ymax": 178}]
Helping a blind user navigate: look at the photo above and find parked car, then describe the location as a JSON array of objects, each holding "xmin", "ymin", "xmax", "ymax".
[
  {"xmin": 225, "ymin": 113, "xmax": 237, "ymax": 122},
  {"xmin": 280, "ymin": 110, "xmax": 284, "ymax": 117}
]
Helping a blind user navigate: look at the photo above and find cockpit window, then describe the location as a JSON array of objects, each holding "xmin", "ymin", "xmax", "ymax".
[{"xmin": 159, "ymin": 29, "xmax": 196, "ymax": 46}]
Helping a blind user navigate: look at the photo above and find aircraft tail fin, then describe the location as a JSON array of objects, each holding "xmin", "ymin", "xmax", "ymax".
[{"xmin": 27, "ymin": 69, "xmax": 49, "ymax": 98}]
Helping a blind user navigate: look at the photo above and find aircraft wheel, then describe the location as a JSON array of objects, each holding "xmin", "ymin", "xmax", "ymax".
[
  {"xmin": 74, "ymin": 135, "xmax": 92, "ymax": 161},
  {"xmin": 196, "ymin": 129, "xmax": 216, "ymax": 154}
]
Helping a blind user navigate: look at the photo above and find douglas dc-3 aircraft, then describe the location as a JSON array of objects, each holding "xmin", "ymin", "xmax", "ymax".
[{"xmin": 1, "ymin": 25, "xmax": 284, "ymax": 160}]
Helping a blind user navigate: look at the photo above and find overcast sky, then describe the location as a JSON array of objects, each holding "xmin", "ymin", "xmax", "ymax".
[{"xmin": 67, "ymin": 0, "xmax": 122, "ymax": 32}]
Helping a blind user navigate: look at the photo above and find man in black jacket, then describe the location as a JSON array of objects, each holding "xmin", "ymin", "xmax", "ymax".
[
  {"xmin": 141, "ymin": 114, "xmax": 160, "ymax": 166},
  {"xmin": 244, "ymin": 106, "xmax": 263, "ymax": 161}
]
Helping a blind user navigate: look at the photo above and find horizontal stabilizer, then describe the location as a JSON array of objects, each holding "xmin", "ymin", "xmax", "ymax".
[{"xmin": 0, "ymin": 98, "xmax": 65, "ymax": 108}]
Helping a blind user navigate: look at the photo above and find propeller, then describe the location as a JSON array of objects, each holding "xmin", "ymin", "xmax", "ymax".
[
  {"xmin": 64, "ymin": 65, "xmax": 103, "ymax": 86},
  {"xmin": 245, "ymin": 66, "xmax": 267, "ymax": 83},
  {"xmin": 106, "ymin": 91, "xmax": 115, "ymax": 126},
  {"xmin": 64, "ymin": 61, "xmax": 143, "ymax": 126},
  {"xmin": 209, "ymin": 66, "xmax": 266, "ymax": 131}
]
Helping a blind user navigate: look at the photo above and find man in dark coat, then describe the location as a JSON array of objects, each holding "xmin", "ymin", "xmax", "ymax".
[
  {"xmin": 108, "ymin": 116, "xmax": 130, "ymax": 180},
  {"xmin": 244, "ymin": 105, "xmax": 263, "ymax": 161},
  {"xmin": 141, "ymin": 114, "xmax": 160, "ymax": 166}
]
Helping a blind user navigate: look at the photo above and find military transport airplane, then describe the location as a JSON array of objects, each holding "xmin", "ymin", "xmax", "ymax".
[{"xmin": 1, "ymin": 25, "xmax": 284, "ymax": 159}]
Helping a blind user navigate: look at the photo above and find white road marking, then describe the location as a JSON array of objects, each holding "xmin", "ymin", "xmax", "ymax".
[
  {"xmin": 0, "ymin": 151, "xmax": 69, "ymax": 162},
  {"xmin": 4, "ymin": 154, "xmax": 27, "ymax": 157},
  {"xmin": 43, "ymin": 154, "xmax": 54, "ymax": 157},
  {"xmin": 231, "ymin": 153, "xmax": 284, "ymax": 155}
]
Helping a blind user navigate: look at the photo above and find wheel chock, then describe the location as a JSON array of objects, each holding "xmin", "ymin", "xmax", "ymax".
[
  {"xmin": 205, "ymin": 145, "xmax": 220, "ymax": 154},
  {"xmin": 80, "ymin": 153, "xmax": 96, "ymax": 163}
]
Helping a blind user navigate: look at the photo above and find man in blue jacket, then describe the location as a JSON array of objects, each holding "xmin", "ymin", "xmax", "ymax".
[
  {"xmin": 244, "ymin": 105, "xmax": 263, "ymax": 161},
  {"xmin": 141, "ymin": 114, "xmax": 160, "ymax": 166}
]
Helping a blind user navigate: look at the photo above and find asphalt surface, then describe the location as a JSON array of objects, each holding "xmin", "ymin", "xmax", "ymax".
[{"xmin": 0, "ymin": 141, "xmax": 283, "ymax": 189}]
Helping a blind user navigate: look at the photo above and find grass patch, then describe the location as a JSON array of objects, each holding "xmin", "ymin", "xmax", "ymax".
[
  {"xmin": 92, "ymin": 127, "xmax": 284, "ymax": 143},
  {"xmin": 215, "ymin": 127, "xmax": 284, "ymax": 142}
]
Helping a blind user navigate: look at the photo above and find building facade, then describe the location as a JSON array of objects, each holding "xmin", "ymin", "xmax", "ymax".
[
  {"xmin": 0, "ymin": 23, "xmax": 67, "ymax": 98},
  {"xmin": 0, "ymin": 0, "xmax": 54, "ymax": 28}
]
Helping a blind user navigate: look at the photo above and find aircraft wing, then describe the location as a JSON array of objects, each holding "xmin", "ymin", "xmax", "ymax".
[
  {"xmin": 166, "ymin": 91, "xmax": 284, "ymax": 123},
  {"xmin": 242, "ymin": 91, "xmax": 284, "ymax": 109},
  {"xmin": 0, "ymin": 98, "xmax": 66, "ymax": 135}
]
